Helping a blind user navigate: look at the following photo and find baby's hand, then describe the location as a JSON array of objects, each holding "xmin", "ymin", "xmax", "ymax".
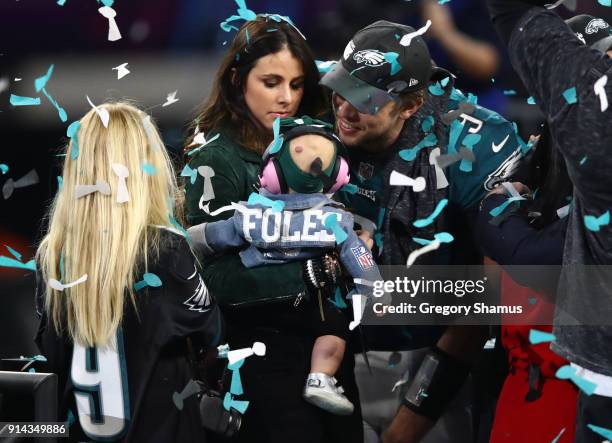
[{"xmin": 356, "ymin": 229, "xmax": 374, "ymax": 251}]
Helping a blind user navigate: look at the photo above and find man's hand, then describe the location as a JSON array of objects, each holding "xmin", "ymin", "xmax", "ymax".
[
  {"xmin": 383, "ymin": 406, "xmax": 434, "ymax": 443},
  {"xmin": 485, "ymin": 181, "xmax": 531, "ymax": 198}
]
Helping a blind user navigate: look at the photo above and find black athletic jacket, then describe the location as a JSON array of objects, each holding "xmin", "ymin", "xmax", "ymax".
[
  {"xmin": 489, "ymin": 1, "xmax": 612, "ymax": 375},
  {"xmin": 35, "ymin": 228, "xmax": 224, "ymax": 442}
]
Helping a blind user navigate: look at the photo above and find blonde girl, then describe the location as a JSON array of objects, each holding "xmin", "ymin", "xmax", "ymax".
[{"xmin": 36, "ymin": 102, "xmax": 222, "ymax": 443}]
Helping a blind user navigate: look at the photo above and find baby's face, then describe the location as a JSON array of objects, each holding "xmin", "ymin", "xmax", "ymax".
[{"xmin": 288, "ymin": 134, "xmax": 335, "ymax": 173}]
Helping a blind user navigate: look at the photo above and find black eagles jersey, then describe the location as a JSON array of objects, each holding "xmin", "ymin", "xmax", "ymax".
[{"xmin": 35, "ymin": 228, "xmax": 223, "ymax": 442}]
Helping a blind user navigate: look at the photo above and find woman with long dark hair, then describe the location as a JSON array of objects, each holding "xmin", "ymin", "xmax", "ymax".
[{"xmin": 183, "ymin": 16, "xmax": 362, "ymax": 443}]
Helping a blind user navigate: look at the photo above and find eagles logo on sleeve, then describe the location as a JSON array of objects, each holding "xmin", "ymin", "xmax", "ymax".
[{"xmin": 183, "ymin": 265, "xmax": 212, "ymax": 312}]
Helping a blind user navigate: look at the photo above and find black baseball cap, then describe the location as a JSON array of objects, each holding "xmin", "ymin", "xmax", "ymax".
[
  {"xmin": 566, "ymin": 15, "xmax": 612, "ymax": 53},
  {"xmin": 320, "ymin": 20, "xmax": 449, "ymax": 115}
]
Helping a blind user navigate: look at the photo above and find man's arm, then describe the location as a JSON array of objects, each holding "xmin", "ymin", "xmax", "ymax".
[
  {"xmin": 488, "ymin": 0, "xmax": 612, "ymax": 208},
  {"xmin": 383, "ymin": 325, "xmax": 488, "ymax": 443},
  {"xmin": 423, "ymin": 0, "xmax": 500, "ymax": 80}
]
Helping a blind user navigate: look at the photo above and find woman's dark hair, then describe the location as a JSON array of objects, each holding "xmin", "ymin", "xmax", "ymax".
[
  {"xmin": 186, "ymin": 16, "xmax": 327, "ymax": 154},
  {"xmin": 524, "ymin": 124, "xmax": 573, "ymax": 229}
]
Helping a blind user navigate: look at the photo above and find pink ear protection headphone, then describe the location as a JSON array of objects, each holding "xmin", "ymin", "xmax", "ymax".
[{"xmin": 259, "ymin": 126, "xmax": 350, "ymax": 194}]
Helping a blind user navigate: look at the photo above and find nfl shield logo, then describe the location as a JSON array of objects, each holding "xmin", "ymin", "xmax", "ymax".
[
  {"xmin": 351, "ymin": 245, "xmax": 375, "ymax": 270},
  {"xmin": 358, "ymin": 162, "xmax": 374, "ymax": 180}
]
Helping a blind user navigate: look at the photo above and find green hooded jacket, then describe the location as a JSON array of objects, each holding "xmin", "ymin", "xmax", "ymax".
[{"xmin": 184, "ymin": 128, "xmax": 306, "ymax": 307}]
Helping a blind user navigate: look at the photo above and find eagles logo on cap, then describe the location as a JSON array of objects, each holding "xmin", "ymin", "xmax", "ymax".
[
  {"xmin": 320, "ymin": 20, "xmax": 450, "ymax": 115},
  {"xmin": 586, "ymin": 18, "xmax": 609, "ymax": 35},
  {"xmin": 353, "ymin": 50, "xmax": 388, "ymax": 67},
  {"xmin": 566, "ymin": 14, "xmax": 612, "ymax": 54}
]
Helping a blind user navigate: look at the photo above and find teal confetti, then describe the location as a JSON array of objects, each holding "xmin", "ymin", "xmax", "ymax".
[
  {"xmin": 186, "ymin": 133, "xmax": 221, "ymax": 157},
  {"xmin": 60, "ymin": 252, "xmax": 65, "ymax": 281},
  {"xmin": 562, "ymin": 87, "xmax": 577, "ymax": 104},
  {"xmin": 374, "ymin": 232, "xmax": 384, "ymax": 249},
  {"xmin": 503, "ymin": 90, "xmax": 517, "ymax": 96},
  {"xmin": 223, "ymin": 392, "xmax": 249, "ymax": 414},
  {"xmin": 597, "ymin": 0, "xmax": 611, "ymax": 5},
  {"xmin": 529, "ymin": 329, "xmax": 556, "ymax": 345},
  {"xmin": 228, "ymin": 359, "xmax": 245, "ymax": 395},
  {"xmin": 5, "ymin": 245, "xmax": 22, "ymax": 261},
  {"xmin": 28, "ymin": 368, "xmax": 36, "ymax": 373},
  {"xmin": 383, "ymin": 52, "xmax": 402, "ymax": 76},
  {"xmin": 323, "ymin": 213, "xmax": 348, "ymax": 244},
  {"xmin": 180, "ymin": 165, "xmax": 198, "ymax": 184},
  {"xmin": 170, "ymin": 214, "xmax": 190, "ymax": 240},
  {"xmin": 413, "ymin": 199, "xmax": 448, "ymax": 228},
  {"xmin": 421, "ymin": 116, "xmax": 434, "ymax": 133},
  {"xmin": 247, "ymin": 192, "xmax": 285, "ymax": 213},
  {"xmin": 220, "ymin": 0, "xmax": 257, "ymax": 32},
  {"xmin": 35, "ymin": 64, "xmax": 54, "ymax": 93},
  {"xmin": 134, "ymin": 273, "xmax": 162, "ymax": 291},
  {"xmin": 57, "ymin": 176, "xmax": 63, "ymax": 190},
  {"xmin": 527, "ymin": 96, "xmax": 536, "ymax": 105},
  {"xmin": 450, "ymin": 87, "xmax": 466, "ymax": 102},
  {"xmin": 142, "ymin": 163, "xmax": 156, "ymax": 175},
  {"xmin": 413, "ymin": 232, "xmax": 454, "ymax": 245},
  {"xmin": 0, "ymin": 164, "xmax": 8, "ymax": 175},
  {"xmin": 459, "ymin": 134, "xmax": 481, "ymax": 172},
  {"xmin": 98, "ymin": 0, "xmax": 114, "ymax": 5},
  {"xmin": 268, "ymin": 117, "xmax": 283, "ymax": 155},
  {"xmin": 67, "ymin": 120, "xmax": 80, "ymax": 160},
  {"xmin": 491, "ymin": 78, "xmax": 495, "ymax": 83},
  {"xmin": 143, "ymin": 273, "xmax": 162, "ymax": 287},
  {"xmin": 467, "ymin": 93, "xmax": 478, "ymax": 104},
  {"xmin": 579, "ymin": 156, "xmax": 587, "ymax": 166},
  {"xmin": 316, "ymin": 60, "xmax": 336, "ymax": 74},
  {"xmin": 399, "ymin": 133, "xmax": 438, "ymax": 161},
  {"xmin": 528, "ymin": 296, "xmax": 537, "ymax": 305},
  {"xmin": 490, "ymin": 196, "xmax": 524, "ymax": 217},
  {"xmin": 438, "ymin": 0, "xmax": 451, "ymax": 4},
  {"xmin": 584, "ymin": 210, "xmax": 610, "ymax": 232},
  {"xmin": 428, "ymin": 81, "xmax": 445, "ymax": 96},
  {"xmin": 10, "ymin": 95, "xmax": 41, "ymax": 106},
  {"xmin": 332, "ymin": 287, "xmax": 348, "ymax": 309},
  {"xmin": 57, "ymin": 0, "xmax": 67, "ymax": 4},
  {"xmin": 340, "ymin": 183, "xmax": 358, "ymax": 194},
  {"xmin": 0, "ymin": 256, "xmax": 36, "ymax": 271},
  {"xmin": 245, "ymin": 29, "xmax": 250, "ymax": 45},
  {"xmin": 555, "ymin": 365, "xmax": 597, "ymax": 395},
  {"xmin": 587, "ymin": 424, "xmax": 612, "ymax": 440},
  {"xmin": 447, "ymin": 119, "xmax": 465, "ymax": 155},
  {"xmin": 440, "ymin": 77, "xmax": 450, "ymax": 87},
  {"xmin": 41, "ymin": 88, "xmax": 67, "ymax": 122}
]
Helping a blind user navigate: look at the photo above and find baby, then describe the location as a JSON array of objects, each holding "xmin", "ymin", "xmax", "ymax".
[{"xmin": 189, "ymin": 117, "xmax": 384, "ymax": 415}]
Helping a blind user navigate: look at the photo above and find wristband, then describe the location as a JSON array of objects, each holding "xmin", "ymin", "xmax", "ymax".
[{"xmin": 401, "ymin": 346, "xmax": 471, "ymax": 421}]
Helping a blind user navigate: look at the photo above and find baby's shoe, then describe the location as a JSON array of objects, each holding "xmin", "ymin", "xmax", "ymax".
[{"xmin": 303, "ymin": 372, "xmax": 354, "ymax": 415}]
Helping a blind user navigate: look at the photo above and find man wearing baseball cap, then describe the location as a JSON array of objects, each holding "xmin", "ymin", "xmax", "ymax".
[
  {"xmin": 488, "ymin": 0, "xmax": 612, "ymax": 439},
  {"xmin": 321, "ymin": 20, "xmax": 527, "ymax": 443}
]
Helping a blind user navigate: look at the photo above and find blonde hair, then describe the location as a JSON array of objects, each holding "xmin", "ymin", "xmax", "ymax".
[{"xmin": 37, "ymin": 101, "xmax": 183, "ymax": 347}]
